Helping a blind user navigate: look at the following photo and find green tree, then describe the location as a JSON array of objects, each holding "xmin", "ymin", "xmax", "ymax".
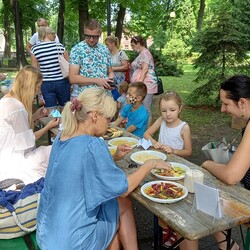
[{"xmin": 190, "ymin": 0, "xmax": 250, "ymax": 104}]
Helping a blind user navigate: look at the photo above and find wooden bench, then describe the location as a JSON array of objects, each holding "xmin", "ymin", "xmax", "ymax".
[{"xmin": 0, "ymin": 231, "xmax": 38, "ymax": 250}]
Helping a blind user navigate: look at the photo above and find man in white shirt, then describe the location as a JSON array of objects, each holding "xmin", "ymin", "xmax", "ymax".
[{"xmin": 26, "ymin": 18, "xmax": 59, "ymax": 54}]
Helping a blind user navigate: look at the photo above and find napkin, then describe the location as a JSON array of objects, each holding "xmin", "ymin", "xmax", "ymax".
[
  {"xmin": 50, "ymin": 109, "xmax": 62, "ymax": 118},
  {"xmin": 194, "ymin": 182, "xmax": 223, "ymax": 219},
  {"xmin": 137, "ymin": 138, "xmax": 152, "ymax": 150}
]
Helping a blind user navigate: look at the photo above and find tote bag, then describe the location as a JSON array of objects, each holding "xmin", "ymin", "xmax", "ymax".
[
  {"xmin": 57, "ymin": 45, "xmax": 69, "ymax": 78},
  {"xmin": 0, "ymin": 178, "xmax": 44, "ymax": 239}
]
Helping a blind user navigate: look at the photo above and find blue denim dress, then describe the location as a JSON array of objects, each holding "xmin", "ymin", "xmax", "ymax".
[{"xmin": 37, "ymin": 135, "xmax": 128, "ymax": 249}]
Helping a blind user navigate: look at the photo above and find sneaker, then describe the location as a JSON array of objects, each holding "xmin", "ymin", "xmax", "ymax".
[{"xmin": 163, "ymin": 228, "xmax": 178, "ymax": 249}]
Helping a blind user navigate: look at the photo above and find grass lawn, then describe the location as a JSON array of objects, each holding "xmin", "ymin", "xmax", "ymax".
[{"xmin": 160, "ymin": 64, "xmax": 199, "ymax": 105}]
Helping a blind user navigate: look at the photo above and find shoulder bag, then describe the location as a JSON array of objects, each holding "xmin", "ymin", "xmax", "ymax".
[
  {"xmin": 0, "ymin": 178, "xmax": 44, "ymax": 239},
  {"xmin": 56, "ymin": 45, "xmax": 69, "ymax": 78},
  {"xmin": 154, "ymin": 70, "xmax": 164, "ymax": 95}
]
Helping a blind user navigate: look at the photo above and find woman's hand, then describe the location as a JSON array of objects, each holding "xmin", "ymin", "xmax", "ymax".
[
  {"xmin": 33, "ymin": 107, "xmax": 50, "ymax": 121},
  {"xmin": 46, "ymin": 118, "xmax": 60, "ymax": 130},
  {"xmin": 146, "ymin": 159, "xmax": 172, "ymax": 171},
  {"xmin": 113, "ymin": 144, "xmax": 132, "ymax": 161},
  {"xmin": 201, "ymin": 160, "xmax": 214, "ymax": 169}
]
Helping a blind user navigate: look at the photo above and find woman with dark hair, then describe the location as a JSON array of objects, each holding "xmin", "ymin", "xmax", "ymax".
[
  {"xmin": 130, "ymin": 36, "xmax": 158, "ymax": 125},
  {"xmin": 202, "ymin": 75, "xmax": 250, "ymax": 190},
  {"xmin": 178, "ymin": 75, "xmax": 249, "ymax": 250}
]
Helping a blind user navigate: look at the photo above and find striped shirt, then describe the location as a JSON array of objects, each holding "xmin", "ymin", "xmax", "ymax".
[{"xmin": 31, "ymin": 41, "xmax": 65, "ymax": 81}]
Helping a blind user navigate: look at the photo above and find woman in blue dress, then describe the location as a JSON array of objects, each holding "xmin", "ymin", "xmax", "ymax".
[{"xmin": 37, "ymin": 87, "xmax": 171, "ymax": 250}]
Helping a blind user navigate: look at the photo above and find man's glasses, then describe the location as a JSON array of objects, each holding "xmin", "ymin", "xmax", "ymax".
[{"xmin": 84, "ymin": 34, "xmax": 100, "ymax": 40}]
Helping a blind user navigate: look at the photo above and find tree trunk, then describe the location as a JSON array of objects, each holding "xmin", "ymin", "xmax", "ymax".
[
  {"xmin": 197, "ymin": 0, "xmax": 205, "ymax": 31},
  {"xmin": 10, "ymin": 0, "xmax": 28, "ymax": 69},
  {"xmin": 115, "ymin": 4, "xmax": 126, "ymax": 44},
  {"xmin": 57, "ymin": 0, "xmax": 65, "ymax": 43},
  {"xmin": 2, "ymin": 0, "xmax": 11, "ymax": 58},
  {"xmin": 79, "ymin": 0, "xmax": 89, "ymax": 41}
]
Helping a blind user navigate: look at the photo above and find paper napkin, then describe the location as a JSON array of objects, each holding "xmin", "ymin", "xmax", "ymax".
[
  {"xmin": 137, "ymin": 138, "xmax": 152, "ymax": 150},
  {"xmin": 194, "ymin": 182, "xmax": 223, "ymax": 219},
  {"xmin": 50, "ymin": 109, "xmax": 62, "ymax": 118}
]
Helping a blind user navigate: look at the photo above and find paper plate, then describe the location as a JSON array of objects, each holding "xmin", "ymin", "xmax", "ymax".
[
  {"xmin": 130, "ymin": 150, "xmax": 167, "ymax": 165},
  {"xmin": 151, "ymin": 162, "xmax": 190, "ymax": 180},
  {"xmin": 108, "ymin": 137, "xmax": 138, "ymax": 148},
  {"xmin": 141, "ymin": 180, "xmax": 188, "ymax": 203}
]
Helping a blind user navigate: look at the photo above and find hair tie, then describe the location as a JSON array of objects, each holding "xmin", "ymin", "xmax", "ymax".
[{"xmin": 70, "ymin": 99, "xmax": 82, "ymax": 114}]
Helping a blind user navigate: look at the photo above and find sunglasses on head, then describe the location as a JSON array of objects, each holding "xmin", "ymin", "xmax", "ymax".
[
  {"xmin": 131, "ymin": 36, "xmax": 138, "ymax": 42},
  {"xmin": 84, "ymin": 34, "xmax": 100, "ymax": 40}
]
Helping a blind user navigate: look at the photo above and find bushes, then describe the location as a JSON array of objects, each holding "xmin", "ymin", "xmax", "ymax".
[
  {"xmin": 124, "ymin": 48, "xmax": 183, "ymax": 77},
  {"xmin": 150, "ymin": 48, "xmax": 183, "ymax": 76}
]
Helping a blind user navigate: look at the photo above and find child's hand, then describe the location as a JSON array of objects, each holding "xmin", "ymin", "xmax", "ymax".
[
  {"xmin": 153, "ymin": 141, "xmax": 163, "ymax": 149},
  {"xmin": 162, "ymin": 145, "xmax": 174, "ymax": 154}
]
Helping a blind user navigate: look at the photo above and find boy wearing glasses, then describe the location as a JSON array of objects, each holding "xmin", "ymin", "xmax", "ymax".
[
  {"xmin": 69, "ymin": 19, "xmax": 114, "ymax": 98},
  {"xmin": 112, "ymin": 82, "xmax": 149, "ymax": 138}
]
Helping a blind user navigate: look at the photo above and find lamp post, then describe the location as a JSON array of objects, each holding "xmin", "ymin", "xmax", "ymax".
[{"xmin": 170, "ymin": 11, "xmax": 176, "ymax": 39}]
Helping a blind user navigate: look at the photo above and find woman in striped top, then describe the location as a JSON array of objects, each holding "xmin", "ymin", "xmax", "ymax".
[{"xmin": 31, "ymin": 27, "xmax": 70, "ymax": 112}]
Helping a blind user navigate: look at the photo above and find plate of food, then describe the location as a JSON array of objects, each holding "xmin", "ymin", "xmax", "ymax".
[
  {"xmin": 151, "ymin": 162, "xmax": 190, "ymax": 180},
  {"xmin": 103, "ymin": 127, "xmax": 123, "ymax": 140},
  {"xmin": 108, "ymin": 137, "xmax": 139, "ymax": 148},
  {"xmin": 108, "ymin": 146, "xmax": 117, "ymax": 155},
  {"xmin": 130, "ymin": 150, "xmax": 167, "ymax": 165},
  {"xmin": 141, "ymin": 180, "xmax": 188, "ymax": 203}
]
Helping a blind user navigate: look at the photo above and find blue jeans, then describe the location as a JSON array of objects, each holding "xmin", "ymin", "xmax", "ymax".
[{"xmin": 41, "ymin": 79, "xmax": 70, "ymax": 109}]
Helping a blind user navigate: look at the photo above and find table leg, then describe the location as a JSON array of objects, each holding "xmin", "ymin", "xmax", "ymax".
[
  {"xmin": 154, "ymin": 215, "xmax": 160, "ymax": 250},
  {"xmin": 153, "ymin": 215, "xmax": 163, "ymax": 250},
  {"xmin": 226, "ymin": 229, "xmax": 232, "ymax": 250},
  {"xmin": 48, "ymin": 130, "xmax": 52, "ymax": 145}
]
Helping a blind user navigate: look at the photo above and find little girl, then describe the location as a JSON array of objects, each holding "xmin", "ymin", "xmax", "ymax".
[
  {"xmin": 144, "ymin": 90, "xmax": 192, "ymax": 157},
  {"xmin": 116, "ymin": 81, "xmax": 129, "ymax": 125},
  {"xmin": 116, "ymin": 81, "xmax": 129, "ymax": 112},
  {"xmin": 144, "ymin": 90, "xmax": 192, "ymax": 248}
]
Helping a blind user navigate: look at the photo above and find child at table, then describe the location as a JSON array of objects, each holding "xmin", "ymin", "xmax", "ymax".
[
  {"xmin": 112, "ymin": 81, "xmax": 148, "ymax": 138},
  {"xmin": 144, "ymin": 90, "xmax": 192, "ymax": 248},
  {"xmin": 116, "ymin": 81, "xmax": 128, "ymax": 112},
  {"xmin": 144, "ymin": 90, "xmax": 192, "ymax": 157},
  {"xmin": 36, "ymin": 87, "xmax": 171, "ymax": 250}
]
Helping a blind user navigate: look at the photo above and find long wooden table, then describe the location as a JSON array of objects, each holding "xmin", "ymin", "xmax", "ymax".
[{"xmin": 40, "ymin": 117, "xmax": 250, "ymax": 249}]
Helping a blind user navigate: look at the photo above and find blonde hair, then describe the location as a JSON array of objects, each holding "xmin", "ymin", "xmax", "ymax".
[
  {"xmin": 61, "ymin": 88, "xmax": 117, "ymax": 136},
  {"xmin": 38, "ymin": 27, "xmax": 46, "ymax": 41},
  {"xmin": 105, "ymin": 35, "xmax": 119, "ymax": 48},
  {"xmin": 84, "ymin": 19, "xmax": 101, "ymax": 32},
  {"xmin": 10, "ymin": 65, "xmax": 43, "ymax": 128},
  {"xmin": 118, "ymin": 81, "xmax": 129, "ymax": 94},
  {"xmin": 159, "ymin": 91, "xmax": 182, "ymax": 108},
  {"xmin": 38, "ymin": 27, "xmax": 55, "ymax": 41}
]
